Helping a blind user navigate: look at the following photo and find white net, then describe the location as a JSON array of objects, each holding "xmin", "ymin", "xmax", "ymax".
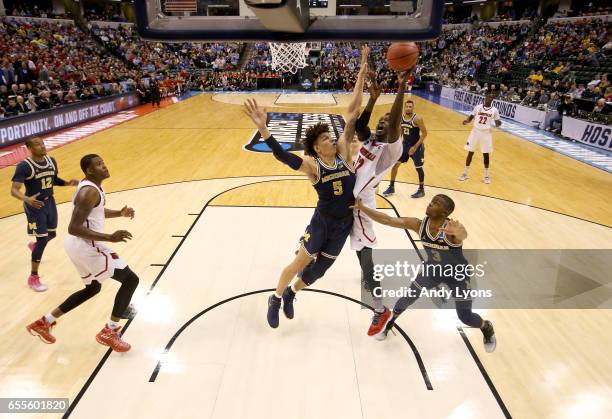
[{"xmin": 269, "ymin": 42, "xmax": 309, "ymax": 74}]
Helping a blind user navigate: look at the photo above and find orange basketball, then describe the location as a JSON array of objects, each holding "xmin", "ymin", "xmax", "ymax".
[{"xmin": 386, "ymin": 42, "xmax": 419, "ymax": 71}]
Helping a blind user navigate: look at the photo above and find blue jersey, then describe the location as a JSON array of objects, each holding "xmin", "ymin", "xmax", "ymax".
[
  {"xmin": 419, "ymin": 216, "xmax": 468, "ymax": 266},
  {"xmin": 12, "ymin": 155, "xmax": 61, "ymax": 201},
  {"xmin": 313, "ymin": 155, "xmax": 356, "ymax": 218},
  {"xmin": 401, "ymin": 113, "xmax": 420, "ymax": 146}
]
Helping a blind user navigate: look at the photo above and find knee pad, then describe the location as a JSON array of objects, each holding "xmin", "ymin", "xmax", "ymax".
[
  {"xmin": 31, "ymin": 236, "xmax": 49, "ymax": 262},
  {"xmin": 301, "ymin": 255, "xmax": 335, "ymax": 286}
]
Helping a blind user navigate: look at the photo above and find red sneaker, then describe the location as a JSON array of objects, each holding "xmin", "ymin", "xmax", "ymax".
[
  {"xmin": 28, "ymin": 241, "xmax": 35, "ymax": 252},
  {"xmin": 26, "ymin": 317, "xmax": 56, "ymax": 344},
  {"xmin": 367, "ymin": 307, "xmax": 392, "ymax": 336},
  {"xmin": 28, "ymin": 274, "xmax": 48, "ymax": 292},
  {"xmin": 96, "ymin": 325, "xmax": 131, "ymax": 352}
]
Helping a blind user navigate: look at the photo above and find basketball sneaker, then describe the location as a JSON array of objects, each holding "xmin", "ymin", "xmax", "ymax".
[
  {"xmin": 26, "ymin": 317, "xmax": 56, "ymax": 344},
  {"xmin": 120, "ymin": 303, "xmax": 137, "ymax": 320},
  {"xmin": 411, "ymin": 188, "xmax": 425, "ymax": 199},
  {"xmin": 282, "ymin": 287, "xmax": 295, "ymax": 319},
  {"xmin": 267, "ymin": 295, "xmax": 281, "ymax": 328},
  {"xmin": 28, "ymin": 241, "xmax": 35, "ymax": 252},
  {"xmin": 27, "ymin": 274, "xmax": 48, "ymax": 292},
  {"xmin": 375, "ymin": 316, "xmax": 397, "ymax": 341},
  {"xmin": 483, "ymin": 176, "xmax": 491, "ymax": 184},
  {"xmin": 458, "ymin": 174, "xmax": 469, "ymax": 181},
  {"xmin": 367, "ymin": 307, "xmax": 392, "ymax": 336},
  {"xmin": 96, "ymin": 325, "xmax": 131, "ymax": 352},
  {"xmin": 382, "ymin": 184, "xmax": 395, "ymax": 197},
  {"xmin": 482, "ymin": 320, "xmax": 496, "ymax": 353}
]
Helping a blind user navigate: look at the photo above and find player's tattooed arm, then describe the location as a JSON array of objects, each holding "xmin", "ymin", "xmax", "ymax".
[
  {"xmin": 68, "ymin": 186, "xmax": 132, "ymax": 243},
  {"xmin": 440, "ymin": 219, "xmax": 468, "ymax": 244},
  {"xmin": 10, "ymin": 181, "xmax": 44, "ymax": 209},
  {"xmin": 385, "ymin": 71, "xmax": 410, "ymax": 143},
  {"xmin": 352, "ymin": 198, "xmax": 421, "ymax": 232}
]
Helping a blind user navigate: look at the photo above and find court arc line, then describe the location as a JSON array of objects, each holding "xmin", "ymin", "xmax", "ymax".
[
  {"xmin": 148, "ymin": 287, "xmax": 433, "ymax": 391},
  {"xmin": 2, "ymin": 174, "xmax": 608, "ymax": 229}
]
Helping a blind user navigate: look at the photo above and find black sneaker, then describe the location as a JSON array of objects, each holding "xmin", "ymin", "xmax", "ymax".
[
  {"xmin": 119, "ymin": 304, "xmax": 137, "ymax": 320},
  {"xmin": 282, "ymin": 287, "xmax": 296, "ymax": 319},
  {"xmin": 482, "ymin": 320, "xmax": 496, "ymax": 352},
  {"xmin": 382, "ymin": 184, "xmax": 395, "ymax": 197},
  {"xmin": 267, "ymin": 295, "xmax": 281, "ymax": 328},
  {"xmin": 411, "ymin": 188, "xmax": 425, "ymax": 198}
]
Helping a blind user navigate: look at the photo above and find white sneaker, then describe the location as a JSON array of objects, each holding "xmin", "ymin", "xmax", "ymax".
[
  {"xmin": 458, "ymin": 174, "xmax": 468, "ymax": 181},
  {"xmin": 483, "ymin": 176, "xmax": 491, "ymax": 184}
]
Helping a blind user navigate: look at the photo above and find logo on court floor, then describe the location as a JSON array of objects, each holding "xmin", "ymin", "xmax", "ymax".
[{"xmin": 244, "ymin": 112, "xmax": 345, "ymax": 153}]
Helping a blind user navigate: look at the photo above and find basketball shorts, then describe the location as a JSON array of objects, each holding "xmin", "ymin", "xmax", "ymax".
[
  {"xmin": 24, "ymin": 197, "xmax": 57, "ymax": 238},
  {"xmin": 465, "ymin": 129, "xmax": 493, "ymax": 153},
  {"xmin": 399, "ymin": 142, "xmax": 425, "ymax": 168},
  {"xmin": 64, "ymin": 236, "xmax": 127, "ymax": 284},
  {"xmin": 300, "ymin": 209, "xmax": 353, "ymax": 259}
]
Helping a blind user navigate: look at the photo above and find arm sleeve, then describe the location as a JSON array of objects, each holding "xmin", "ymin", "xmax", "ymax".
[
  {"xmin": 11, "ymin": 162, "xmax": 30, "ymax": 183},
  {"xmin": 264, "ymin": 135, "xmax": 303, "ymax": 171},
  {"xmin": 355, "ymin": 110, "xmax": 372, "ymax": 142}
]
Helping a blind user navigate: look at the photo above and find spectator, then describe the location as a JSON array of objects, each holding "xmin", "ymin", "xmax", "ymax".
[
  {"xmin": 4, "ymin": 97, "xmax": 19, "ymax": 117},
  {"xmin": 548, "ymin": 95, "xmax": 577, "ymax": 133}
]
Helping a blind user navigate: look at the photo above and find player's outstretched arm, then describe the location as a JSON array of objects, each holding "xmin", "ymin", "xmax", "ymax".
[
  {"xmin": 243, "ymin": 98, "xmax": 316, "ymax": 179},
  {"xmin": 68, "ymin": 186, "xmax": 132, "ymax": 243},
  {"xmin": 352, "ymin": 198, "xmax": 421, "ymax": 232},
  {"xmin": 355, "ymin": 72, "xmax": 381, "ymax": 142},
  {"xmin": 384, "ymin": 71, "xmax": 410, "ymax": 143},
  {"xmin": 105, "ymin": 206, "xmax": 135, "ymax": 219},
  {"xmin": 346, "ymin": 45, "xmax": 369, "ymax": 117}
]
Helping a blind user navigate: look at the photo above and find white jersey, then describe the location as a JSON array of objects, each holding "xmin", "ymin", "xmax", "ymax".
[
  {"xmin": 351, "ymin": 136, "xmax": 402, "ymax": 250},
  {"xmin": 64, "ymin": 179, "xmax": 127, "ymax": 283},
  {"xmin": 69, "ymin": 180, "xmax": 106, "ymax": 241},
  {"xmin": 471, "ymin": 104, "xmax": 500, "ymax": 131}
]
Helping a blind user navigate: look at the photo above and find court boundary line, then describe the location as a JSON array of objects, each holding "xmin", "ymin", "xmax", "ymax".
[
  {"xmin": 62, "ymin": 177, "xmax": 431, "ymax": 418},
  {"xmin": 379, "ymin": 194, "xmax": 512, "ymax": 419},
  {"xmin": 2, "ymin": 175, "xmax": 608, "ymax": 228}
]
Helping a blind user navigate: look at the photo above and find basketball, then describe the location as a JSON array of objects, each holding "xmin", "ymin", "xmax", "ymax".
[{"xmin": 386, "ymin": 42, "xmax": 419, "ymax": 71}]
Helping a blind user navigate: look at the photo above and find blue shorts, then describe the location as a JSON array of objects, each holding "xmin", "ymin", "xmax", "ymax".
[
  {"xmin": 300, "ymin": 209, "xmax": 353, "ymax": 259},
  {"xmin": 398, "ymin": 142, "xmax": 425, "ymax": 168},
  {"xmin": 24, "ymin": 196, "xmax": 58, "ymax": 238}
]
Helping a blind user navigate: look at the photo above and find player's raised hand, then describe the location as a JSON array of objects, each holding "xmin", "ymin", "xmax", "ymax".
[
  {"xmin": 359, "ymin": 45, "xmax": 370, "ymax": 71},
  {"xmin": 367, "ymin": 72, "xmax": 381, "ymax": 100},
  {"xmin": 398, "ymin": 71, "xmax": 411, "ymax": 87},
  {"xmin": 25, "ymin": 192, "xmax": 44, "ymax": 209},
  {"xmin": 120, "ymin": 205, "xmax": 135, "ymax": 219},
  {"xmin": 243, "ymin": 98, "xmax": 267, "ymax": 129},
  {"xmin": 440, "ymin": 219, "xmax": 466, "ymax": 237},
  {"xmin": 109, "ymin": 230, "xmax": 133, "ymax": 243}
]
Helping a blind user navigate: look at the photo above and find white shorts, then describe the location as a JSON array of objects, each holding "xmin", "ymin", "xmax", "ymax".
[
  {"xmin": 64, "ymin": 236, "xmax": 127, "ymax": 284},
  {"xmin": 351, "ymin": 207, "xmax": 378, "ymax": 251},
  {"xmin": 465, "ymin": 129, "xmax": 493, "ymax": 153}
]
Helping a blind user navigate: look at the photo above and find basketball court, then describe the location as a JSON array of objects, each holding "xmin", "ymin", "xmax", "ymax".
[{"xmin": 1, "ymin": 0, "xmax": 612, "ymax": 418}]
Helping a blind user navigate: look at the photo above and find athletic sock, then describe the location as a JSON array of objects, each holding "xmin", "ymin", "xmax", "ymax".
[
  {"xmin": 44, "ymin": 313, "xmax": 56, "ymax": 324},
  {"xmin": 463, "ymin": 167, "xmax": 469, "ymax": 175},
  {"xmin": 484, "ymin": 168, "xmax": 490, "ymax": 177},
  {"xmin": 273, "ymin": 292, "xmax": 282, "ymax": 299},
  {"xmin": 107, "ymin": 320, "xmax": 120, "ymax": 330},
  {"xmin": 290, "ymin": 284, "xmax": 298, "ymax": 294}
]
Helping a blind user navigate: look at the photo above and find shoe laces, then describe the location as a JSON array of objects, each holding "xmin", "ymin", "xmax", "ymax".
[{"xmin": 371, "ymin": 311, "xmax": 383, "ymax": 325}]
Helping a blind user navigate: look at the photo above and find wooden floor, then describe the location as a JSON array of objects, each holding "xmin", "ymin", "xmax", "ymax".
[{"xmin": 1, "ymin": 93, "xmax": 611, "ymax": 419}]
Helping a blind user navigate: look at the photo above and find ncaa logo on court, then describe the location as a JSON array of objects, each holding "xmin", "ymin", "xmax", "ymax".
[{"xmin": 244, "ymin": 112, "xmax": 346, "ymax": 153}]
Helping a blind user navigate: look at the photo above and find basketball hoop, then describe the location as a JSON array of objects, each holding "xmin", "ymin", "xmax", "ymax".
[{"xmin": 269, "ymin": 42, "xmax": 309, "ymax": 74}]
